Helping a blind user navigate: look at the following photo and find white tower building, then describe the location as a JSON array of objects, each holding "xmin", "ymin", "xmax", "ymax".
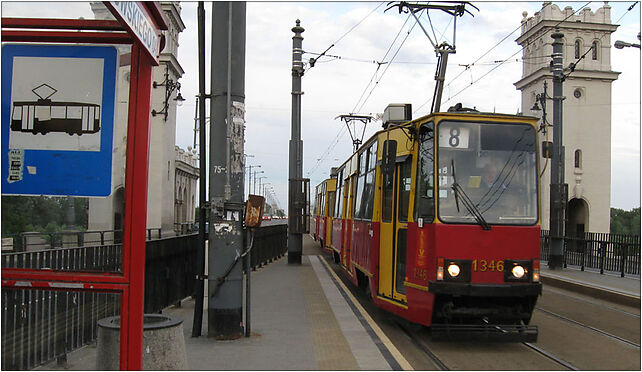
[{"xmin": 514, "ymin": 2, "xmax": 619, "ymax": 234}]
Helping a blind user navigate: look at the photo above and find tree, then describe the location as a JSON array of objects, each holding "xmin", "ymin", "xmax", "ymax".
[
  {"xmin": 610, "ymin": 207, "xmax": 641, "ymax": 235},
  {"xmin": 1, "ymin": 195, "xmax": 88, "ymax": 236}
]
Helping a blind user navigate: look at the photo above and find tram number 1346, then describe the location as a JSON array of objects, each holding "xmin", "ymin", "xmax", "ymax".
[{"xmin": 472, "ymin": 260, "xmax": 504, "ymax": 272}]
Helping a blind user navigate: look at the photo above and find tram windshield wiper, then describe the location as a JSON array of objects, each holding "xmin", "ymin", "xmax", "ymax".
[{"xmin": 451, "ymin": 159, "xmax": 491, "ymax": 230}]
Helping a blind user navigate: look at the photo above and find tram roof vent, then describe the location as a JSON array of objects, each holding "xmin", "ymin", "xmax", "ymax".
[
  {"xmin": 382, "ymin": 103, "xmax": 412, "ymax": 129},
  {"xmin": 330, "ymin": 167, "xmax": 338, "ymax": 177}
]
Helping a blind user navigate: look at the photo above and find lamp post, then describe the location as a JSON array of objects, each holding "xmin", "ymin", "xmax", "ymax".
[
  {"xmin": 253, "ymin": 170, "xmax": 264, "ymax": 194},
  {"xmin": 257, "ymin": 176, "xmax": 267, "ymax": 196},
  {"xmin": 151, "ymin": 63, "xmax": 186, "ymax": 121},
  {"xmin": 615, "ymin": 32, "xmax": 641, "ymax": 49},
  {"xmin": 245, "ymin": 162, "xmax": 259, "ymax": 199}
]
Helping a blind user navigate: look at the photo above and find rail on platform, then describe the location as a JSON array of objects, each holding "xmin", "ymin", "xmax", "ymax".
[
  {"xmin": 1, "ymin": 224, "xmax": 287, "ymax": 370},
  {"xmin": 1, "ymin": 228, "xmax": 163, "ymax": 253},
  {"xmin": 541, "ymin": 230, "xmax": 641, "ymax": 277}
]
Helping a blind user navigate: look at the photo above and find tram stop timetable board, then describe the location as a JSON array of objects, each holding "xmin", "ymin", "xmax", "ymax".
[{"xmin": 1, "ymin": 44, "xmax": 118, "ymax": 197}]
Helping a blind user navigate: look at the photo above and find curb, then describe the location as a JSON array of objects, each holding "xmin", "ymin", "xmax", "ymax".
[{"xmin": 541, "ymin": 274, "xmax": 640, "ymax": 308}]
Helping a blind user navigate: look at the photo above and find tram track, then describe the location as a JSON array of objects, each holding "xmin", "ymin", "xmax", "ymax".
[
  {"xmin": 543, "ymin": 287, "xmax": 641, "ymax": 318},
  {"xmin": 535, "ymin": 306, "xmax": 641, "ymax": 349},
  {"xmin": 395, "ymin": 320, "xmax": 450, "ymax": 371},
  {"xmin": 521, "ymin": 342, "xmax": 579, "ymax": 370}
]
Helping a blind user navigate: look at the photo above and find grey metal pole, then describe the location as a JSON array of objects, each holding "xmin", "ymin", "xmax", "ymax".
[
  {"xmin": 192, "ymin": 1, "xmax": 207, "ymax": 338},
  {"xmin": 431, "ymin": 47, "xmax": 454, "ymax": 113},
  {"xmin": 209, "ymin": 1, "xmax": 246, "ymax": 339},
  {"xmin": 548, "ymin": 29, "xmax": 567, "ymax": 269},
  {"xmin": 244, "ymin": 228, "xmax": 252, "ymax": 337},
  {"xmin": 193, "ymin": 96, "xmax": 199, "ymax": 149},
  {"xmin": 288, "ymin": 20, "xmax": 305, "ymax": 264}
]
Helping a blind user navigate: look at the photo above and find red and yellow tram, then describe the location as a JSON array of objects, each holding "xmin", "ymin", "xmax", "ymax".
[{"xmin": 314, "ymin": 107, "xmax": 542, "ymax": 341}]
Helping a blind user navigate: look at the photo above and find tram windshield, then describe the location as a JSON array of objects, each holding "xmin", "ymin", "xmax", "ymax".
[{"xmin": 435, "ymin": 121, "xmax": 538, "ymax": 226}]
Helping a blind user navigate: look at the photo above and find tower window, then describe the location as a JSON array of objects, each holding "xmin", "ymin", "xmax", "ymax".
[
  {"xmin": 574, "ymin": 149, "xmax": 582, "ymax": 169},
  {"xmin": 591, "ymin": 41, "xmax": 598, "ymax": 60},
  {"xmin": 574, "ymin": 40, "xmax": 581, "ymax": 59}
]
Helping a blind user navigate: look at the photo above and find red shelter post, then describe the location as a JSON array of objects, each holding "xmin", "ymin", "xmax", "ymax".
[{"xmin": 1, "ymin": 3, "xmax": 168, "ymax": 369}]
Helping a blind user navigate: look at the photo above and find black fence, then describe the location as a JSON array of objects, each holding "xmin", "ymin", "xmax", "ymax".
[
  {"xmin": 249, "ymin": 225, "xmax": 288, "ymax": 270},
  {"xmin": 541, "ymin": 230, "xmax": 641, "ymax": 277},
  {"xmin": 144, "ymin": 234, "xmax": 198, "ymax": 314},
  {"xmin": 1, "ymin": 225, "xmax": 287, "ymax": 370},
  {"xmin": 1, "ymin": 229, "xmax": 162, "ymax": 253}
]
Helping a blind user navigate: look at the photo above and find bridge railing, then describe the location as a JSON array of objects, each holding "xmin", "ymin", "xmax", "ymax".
[
  {"xmin": 541, "ymin": 230, "xmax": 641, "ymax": 277},
  {"xmin": 1, "ymin": 228, "xmax": 163, "ymax": 253},
  {"xmin": 1, "ymin": 225, "xmax": 287, "ymax": 370}
]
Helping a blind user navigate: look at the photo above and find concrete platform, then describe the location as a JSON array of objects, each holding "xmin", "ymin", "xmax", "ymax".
[
  {"xmin": 36, "ymin": 235, "xmax": 640, "ymax": 370},
  {"xmin": 540, "ymin": 264, "xmax": 640, "ymax": 307},
  {"xmin": 38, "ymin": 234, "xmax": 412, "ymax": 370}
]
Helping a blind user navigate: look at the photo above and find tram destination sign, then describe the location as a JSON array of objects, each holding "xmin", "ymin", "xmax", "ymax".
[
  {"xmin": 1, "ymin": 44, "xmax": 118, "ymax": 197},
  {"xmin": 106, "ymin": 1, "xmax": 162, "ymax": 64}
]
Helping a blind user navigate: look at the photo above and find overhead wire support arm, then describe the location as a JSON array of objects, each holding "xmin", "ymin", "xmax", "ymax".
[
  {"xmin": 385, "ymin": 1, "xmax": 477, "ymax": 114},
  {"xmin": 336, "ymin": 114, "xmax": 373, "ymax": 153}
]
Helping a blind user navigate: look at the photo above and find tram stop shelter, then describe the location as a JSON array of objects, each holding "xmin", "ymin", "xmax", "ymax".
[{"xmin": 1, "ymin": 2, "xmax": 168, "ymax": 369}]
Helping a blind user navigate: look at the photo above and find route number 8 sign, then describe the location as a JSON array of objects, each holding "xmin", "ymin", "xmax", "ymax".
[{"xmin": 438, "ymin": 125, "xmax": 470, "ymax": 149}]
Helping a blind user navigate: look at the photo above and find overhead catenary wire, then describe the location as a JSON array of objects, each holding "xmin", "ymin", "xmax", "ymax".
[
  {"xmin": 563, "ymin": 1, "xmax": 639, "ymax": 80},
  {"xmin": 307, "ymin": 10, "xmax": 418, "ymax": 178},
  {"xmin": 354, "ymin": 13, "xmax": 420, "ymax": 114},
  {"xmin": 304, "ymin": 2, "xmax": 385, "ymax": 178},
  {"xmin": 351, "ymin": 11, "xmax": 414, "ymax": 113},
  {"xmin": 307, "ymin": 2, "xmax": 385, "ymax": 70},
  {"xmin": 432, "ymin": 1, "xmax": 594, "ymax": 112}
]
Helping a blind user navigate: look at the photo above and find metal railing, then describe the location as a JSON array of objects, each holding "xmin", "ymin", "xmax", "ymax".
[
  {"xmin": 1, "ymin": 229, "xmax": 163, "ymax": 253},
  {"xmin": 541, "ymin": 230, "xmax": 641, "ymax": 277},
  {"xmin": 1, "ymin": 225, "xmax": 287, "ymax": 370},
  {"xmin": 248, "ymin": 224, "xmax": 287, "ymax": 270}
]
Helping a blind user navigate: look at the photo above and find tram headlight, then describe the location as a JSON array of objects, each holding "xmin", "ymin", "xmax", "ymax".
[
  {"xmin": 438, "ymin": 259, "xmax": 471, "ymax": 282},
  {"xmin": 447, "ymin": 264, "xmax": 461, "ymax": 277},
  {"xmin": 504, "ymin": 260, "xmax": 532, "ymax": 282},
  {"xmin": 511, "ymin": 265, "xmax": 526, "ymax": 279}
]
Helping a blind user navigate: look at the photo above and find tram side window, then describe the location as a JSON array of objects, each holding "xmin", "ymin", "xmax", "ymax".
[
  {"xmin": 361, "ymin": 144, "xmax": 377, "ymax": 220},
  {"xmin": 12, "ymin": 106, "xmax": 21, "ymax": 120},
  {"xmin": 416, "ymin": 122, "xmax": 435, "ymax": 221},
  {"xmin": 327, "ymin": 191, "xmax": 336, "ymax": 218},
  {"xmin": 51, "ymin": 106, "xmax": 66, "ymax": 119},
  {"xmin": 355, "ymin": 143, "xmax": 377, "ymax": 220},
  {"xmin": 353, "ymin": 150, "xmax": 367, "ymax": 219},
  {"xmin": 398, "ymin": 159, "xmax": 412, "ymax": 222},
  {"xmin": 335, "ymin": 170, "xmax": 344, "ymax": 218},
  {"xmin": 320, "ymin": 185, "xmax": 325, "ymax": 216},
  {"xmin": 67, "ymin": 106, "xmax": 82, "ymax": 119},
  {"xmin": 382, "ymin": 176, "xmax": 393, "ymax": 223}
]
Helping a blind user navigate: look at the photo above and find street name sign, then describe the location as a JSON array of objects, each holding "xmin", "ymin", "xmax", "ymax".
[
  {"xmin": 106, "ymin": 1, "xmax": 162, "ymax": 64},
  {"xmin": 1, "ymin": 44, "xmax": 118, "ymax": 197}
]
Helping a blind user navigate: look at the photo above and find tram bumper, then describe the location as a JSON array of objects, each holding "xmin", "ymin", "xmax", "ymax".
[
  {"xmin": 428, "ymin": 282, "xmax": 541, "ymax": 342},
  {"xmin": 428, "ymin": 282, "xmax": 542, "ymax": 297}
]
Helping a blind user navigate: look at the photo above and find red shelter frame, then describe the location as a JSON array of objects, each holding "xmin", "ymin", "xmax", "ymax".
[{"xmin": 1, "ymin": 3, "xmax": 167, "ymax": 370}]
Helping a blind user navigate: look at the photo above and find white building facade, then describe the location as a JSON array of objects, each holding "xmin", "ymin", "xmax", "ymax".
[
  {"xmin": 514, "ymin": 2, "xmax": 618, "ymax": 234},
  {"xmin": 88, "ymin": 2, "xmax": 194, "ymax": 237},
  {"xmin": 174, "ymin": 146, "xmax": 199, "ymax": 232}
]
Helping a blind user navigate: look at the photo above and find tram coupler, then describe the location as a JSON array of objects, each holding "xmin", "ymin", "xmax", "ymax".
[{"xmin": 430, "ymin": 323, "xmax": 538, "ymax": 342}]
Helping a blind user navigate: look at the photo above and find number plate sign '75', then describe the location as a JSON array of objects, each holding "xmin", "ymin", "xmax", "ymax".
[{"xmin": 106, "ymin": 2, "xmax": 162, "ymax": 65}]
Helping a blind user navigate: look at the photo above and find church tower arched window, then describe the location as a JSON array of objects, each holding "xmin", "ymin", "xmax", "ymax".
[
  {"xmin": 591, "ymin": 41, "xmax": 599, "ymax": 60},
  {"xmin": 574, "ymin": 39, "xmax": 581, "ymax": 59}
]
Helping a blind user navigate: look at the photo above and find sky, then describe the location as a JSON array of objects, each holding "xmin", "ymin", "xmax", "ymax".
[{"xmin": 2, "ymin": 1, "xmax": 640, "ymax": 213}]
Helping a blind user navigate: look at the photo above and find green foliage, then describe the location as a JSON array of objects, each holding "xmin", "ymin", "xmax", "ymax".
[
  {"xmin": 610, "ymin": 207, "xmax": 641, "ymax": 236},
  {"xmin": 1, "ymin": 196, "xmax": 88, "ymax": 236}
]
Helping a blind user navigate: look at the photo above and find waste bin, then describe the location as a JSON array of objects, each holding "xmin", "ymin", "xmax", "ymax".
[{"xmin": 96, "ymin": 314, "xmax": 188, "ymax": 370}]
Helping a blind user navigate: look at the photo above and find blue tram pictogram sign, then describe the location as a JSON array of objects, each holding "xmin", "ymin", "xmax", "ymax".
[{"xmin": 1, "ymin": 44, "xmax": 118, "ymax": 197}]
